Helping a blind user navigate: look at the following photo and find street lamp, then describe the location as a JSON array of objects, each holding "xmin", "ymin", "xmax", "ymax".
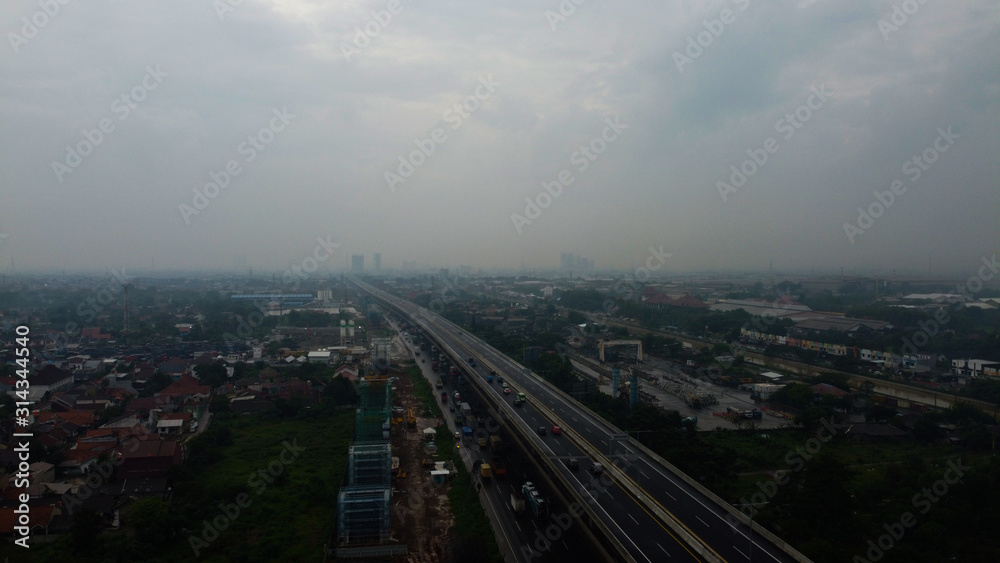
[{"xmin": 731, "ymin": 502, "xmax": 767, "ymax": 563}]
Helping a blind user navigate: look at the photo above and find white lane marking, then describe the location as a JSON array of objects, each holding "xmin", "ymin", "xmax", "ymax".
[
  {"xmin": 628, "ymin": 513, "xmax": 639, "ymax": 525},
  {"xmin": 733, "ymin": 546, "xmax": 748, "ymax": 559},
  {"xmin": 696, "ymin": 516, "xmax": 709, "ymax": 527},
  {"xmin": 664, "ymin": 491, "xmax": 676, "ymax": 501},
  {"xmin": 657, "ymin": 543, "xmax": 671, "ymax": 557}
]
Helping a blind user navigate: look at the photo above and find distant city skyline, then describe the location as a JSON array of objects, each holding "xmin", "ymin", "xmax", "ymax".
[{"xmin": 0, "ymin": 2, "xmax": 996, "ymax": 277}]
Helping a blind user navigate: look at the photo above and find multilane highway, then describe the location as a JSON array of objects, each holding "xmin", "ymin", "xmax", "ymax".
[{"xmin": 353, "ymin": 277, "xmax": 810, "ymax": 563}]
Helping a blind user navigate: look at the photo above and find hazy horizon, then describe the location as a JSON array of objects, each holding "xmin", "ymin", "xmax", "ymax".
[{"xmin": 2, "ymin": 1, "xmax": 997, "ymax": 275}]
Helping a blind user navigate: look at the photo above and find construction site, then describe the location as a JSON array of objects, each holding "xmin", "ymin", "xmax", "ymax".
[{"xmin": 331, "ymin": 333, "xmax": 459, "ymax": 563}]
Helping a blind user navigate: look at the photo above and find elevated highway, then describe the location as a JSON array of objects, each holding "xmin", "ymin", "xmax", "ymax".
[{"xmin": 352, "ymin": 277, "xmax": 811, "ymax": 563}]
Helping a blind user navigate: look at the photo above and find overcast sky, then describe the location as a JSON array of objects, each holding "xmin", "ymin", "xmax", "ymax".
[{"xmin": 1, "ymin": 0, "xmax": 997, "ymax": 277}]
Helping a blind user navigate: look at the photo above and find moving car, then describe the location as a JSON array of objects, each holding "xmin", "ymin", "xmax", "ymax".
[
  {"xmin": 566, "ymin": 458, "xmax": 579, "ymax": 470},
  {"xmin": 537, "ymin": 426, "xmax": 546, "ymax": 435},
  {"xmin": 551, "ymin": 426, "xmax": 561, "ymax": 435}
]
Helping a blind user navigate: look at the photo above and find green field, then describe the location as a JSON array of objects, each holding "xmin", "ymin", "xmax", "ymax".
[{"xmin": 15, "ymin": 406, "xmax": 354, "ymax": 563}]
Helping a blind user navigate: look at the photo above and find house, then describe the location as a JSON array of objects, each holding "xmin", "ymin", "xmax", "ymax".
[
  {"xmin": 29, "ymin": 462, "xmax": 55, "ymax": 484},
  {"xmin": 0, "ymin": 506, "xmax": 57, "ymax": 539},
  {"xmin": 23, "ymin": 365, "xmax": 74, "ymax": 402},
  {"xmin": 308, "ymin": 350, "xmax": 332, "ymax": 363},
  {"xmin": 34, "ymin": 409, "xmax": 99, "ymax": 431},
  {"xmin": 156, "ymin": 412, "xmax": 192, "ymax": 435},
  {"xmin": 156, "ymin": 374, "xmax": 212, "ymax": 403},
  {"xmin": 157, "ymin": 357, "xmax": 190, "ymax": 379},
  {"xmin": 114, "ymin": 439, "xmax": 183, "ymax": 479}
]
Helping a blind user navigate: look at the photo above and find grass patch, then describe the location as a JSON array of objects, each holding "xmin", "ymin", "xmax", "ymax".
[
  {"xmin": 407, "ymin": 364, "xmax": 443, "ymax": 418},
  {"xmin": 18, "ymin": 407, "xmax": 354, "ymax": 563}
]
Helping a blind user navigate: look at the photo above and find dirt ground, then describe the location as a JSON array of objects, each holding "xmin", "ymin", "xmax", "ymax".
[{"xmin": 390, "ymin": 366, "xmax": 455, "ymax": 563}]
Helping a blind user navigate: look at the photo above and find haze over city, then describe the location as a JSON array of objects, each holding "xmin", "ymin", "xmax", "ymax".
[{"xmin": 1, "ymin": 0, "xmax": 997, "ymax": 275}]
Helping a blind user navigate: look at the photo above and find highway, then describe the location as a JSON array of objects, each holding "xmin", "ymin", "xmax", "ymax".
[
  {"xmin": 393, "ymin": 325, "xmax": 597, "ymax": 562},
  {"xmin": 356, "ymin": 277, "xmax": 810, "ymax": 563}
]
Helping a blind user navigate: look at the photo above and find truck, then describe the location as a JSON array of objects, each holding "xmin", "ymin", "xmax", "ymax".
[
  {"xmin": 514, "ymin": 392, "xmax": 526, "ymax": 407},
  {"xmin": 489, "ymin": 435, "xmax": 504, "ymax": 452},
  {"xmin": 406, "ymin": 408, "xmax": 416, "ymax": 428},
  {"xmin": 510, "ymin": 494, "xmax": 525, "ymax": 515},
  {"xmin": 460, "ymin": 402, "xmax": 472, "ymax": 421},
  {"xmin": 479, "ymin": 463, "xmax": 492, "ymax": 480},
  {"xmin": 522, "ymin": 482, "xmax": 549, "ymax": 519}
]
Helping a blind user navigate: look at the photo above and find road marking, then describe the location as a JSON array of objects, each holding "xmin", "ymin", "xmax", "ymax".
[
  {"xmin": 696, "ymin": 516, "xmax": 709, "ymax": 527},
  {"xmin": 733, "ymin": 546, "xmax": 748, "ymax": 559},
  {"xmin": 639, "ymin": 470, "xmax": 649, "ymax": 479},
  {"xmin": 657, "ymin": 543, "xmax": 671, "ymax": 557},
  {"xmin": 628, "ymin": 513, "xmax": 639, "ymax": 525},
  {"xmin": 515, "ymin": 520, "xmax": 521, "ymax": 532}
]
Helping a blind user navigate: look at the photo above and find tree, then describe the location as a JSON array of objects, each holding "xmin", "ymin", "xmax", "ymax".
[
  {"xmin": 69, "ymin": 509, "xmax": 104, "ymax": 553},
  {"xmin": 209, "ymin": 395, "xmax": 231, "ymax": 414},
  {"xmin": 195, "ymin": 362, "xmax": 228, "ymax": 389},
  {"xmin": 125, "ymin": 497, "xmax": 175, "ymax": 547},
  {"xmin": 323, "ymin": 376, "xmax": 359, "ymax": 406}
]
